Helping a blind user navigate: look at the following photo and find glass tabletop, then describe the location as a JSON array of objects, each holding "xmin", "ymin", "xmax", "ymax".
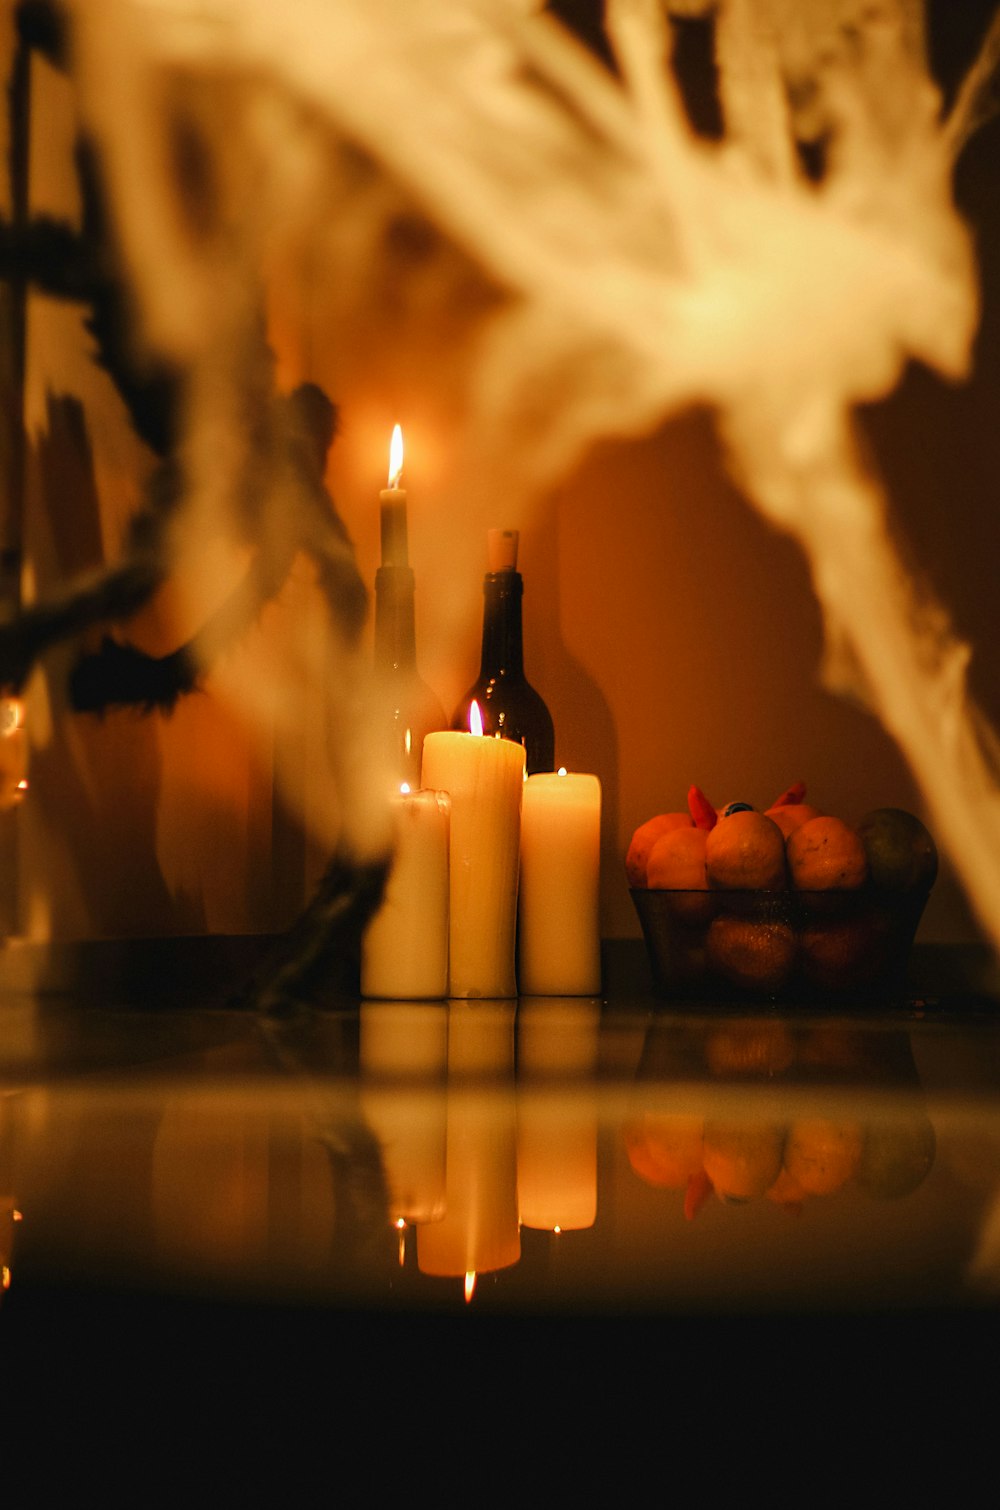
[{"xmin": 2, "ymin": 939, "xmax": 999, "ymax": 1478}]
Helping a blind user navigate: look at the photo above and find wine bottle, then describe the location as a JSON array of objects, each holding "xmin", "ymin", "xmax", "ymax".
[
  {"xmin": 452, "ymin": 528, "xmax": 554, "ymax": 775},
  {"xmin": 373, "ymin": 427, "xmax": 447, "ymax": 788}
]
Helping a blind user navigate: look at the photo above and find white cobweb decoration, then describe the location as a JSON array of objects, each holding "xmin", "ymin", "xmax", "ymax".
[{"xmin": 64, "ymin": 0, "xmax": 1000, "ymax": 953}]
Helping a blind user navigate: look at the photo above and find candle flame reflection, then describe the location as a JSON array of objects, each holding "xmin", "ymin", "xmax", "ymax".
[
  {"xmin": 469, "ymin": 700, "xmax": 484, "ymax": 737},
  {"xmin": 388, "ymin": 423, "xmax": 404, "ymax": 488}
]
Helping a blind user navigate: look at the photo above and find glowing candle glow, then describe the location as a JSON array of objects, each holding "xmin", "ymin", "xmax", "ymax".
[
  {"xmin": 379, "ymin": 423, "xmax": 408, "ymax": 566},
  {"xmin": 518, "ymin": 768, "xmax": 602, "ymax": 995},
  {"xmin": 421, "ymin": 702, "xmax": 525, "ymax": 998},
  {"xmin": 361, "ymin": 785, "xmax": 450, "ymax": 999}
]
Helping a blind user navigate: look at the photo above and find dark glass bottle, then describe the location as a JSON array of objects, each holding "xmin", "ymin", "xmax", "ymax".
[
  {"xmin": 452, "ymin": 531, "xmax": 554, "ymax": 774},
  {"xmin": 374, "ymin": 563, "xmax": 447, "ymax": 789}
]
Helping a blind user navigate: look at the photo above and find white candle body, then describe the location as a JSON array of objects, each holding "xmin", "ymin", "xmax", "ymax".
[
  {"xmin": 361, "ymin": 789, "xmax": 450, "ymax": 1000},
  {"xmin": 421, "ymin": 731, "xmax": 525, "ymax": 999},
  {"xmin": 518, "ymin": 772, "xmax": 602, "ymax": 996}
]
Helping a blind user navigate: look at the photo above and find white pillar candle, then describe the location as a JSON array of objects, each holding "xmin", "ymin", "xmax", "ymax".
[
  {"xmin": 361, "ymin": 788, "xmax": 450, "ymax": 1000},
  {"xmin": 518, "ymin": 770, "xmax": 602, "ymax": 996},
  {"xmin": 421, "ymin": 715, "xmax": 526, "ymax": 999}
]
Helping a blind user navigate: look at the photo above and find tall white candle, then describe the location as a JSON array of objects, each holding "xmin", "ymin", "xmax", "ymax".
[
  {"xmin": 361, "ymin": 787, "xmax": 450, "ymax": 999},
  {"xmin": 518, "ymin": 770, "xmax": 602, "ymax": 996},
  {"xmin": 421, "ymin": 708, "xmax": 525, "ymax": 999}
]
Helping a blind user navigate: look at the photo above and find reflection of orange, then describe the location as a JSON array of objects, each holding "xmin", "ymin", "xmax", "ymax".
[
  {"xmin": 784, "ymin": 1119, "xmax": 863, "ymax": 1195},
  {"xmin": 799, "ymin": 914, "xmax": 885, "ymax": 990},
  {"xmin": 706, "ymin": 916, "xmax": 797, "ymax": 993},
  {"xmin": 702, "ymin": 1120, "xmax": 785, "ymax": 1200},
  {"xmin": 766, "ymin": 1165, "xmax": 808, "ymax": 1211},
  {"xmin": 623, "ymin": 1113, "xmax": 703, "ymax": 1190},
  {"xmin": 705, "ymin": 1022, "xmax": 796, "ymax": 1077},
  {"xmin": 626, "ymin": 813, "xmax": 693, "ymax": 886},
  {"xmin": 706, "ymin": 810, "xmax": 787, "ymax": 889},
  {"xmin": 787, "ymin": 817, "xmax": 868, "ymax": 890}
]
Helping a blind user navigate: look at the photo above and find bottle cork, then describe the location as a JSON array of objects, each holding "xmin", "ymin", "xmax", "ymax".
[{"xmin": 487, "ymin": 528, "xmax": 519, "ymax": 572}]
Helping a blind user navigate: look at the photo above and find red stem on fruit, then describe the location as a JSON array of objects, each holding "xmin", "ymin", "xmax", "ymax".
[
  {"xmin": 770, "ymin": 780, "xmax": 807, "ymax": 808},
  {"xmin": 688, "ymin": 784, "xmax": 718, "ymax": 830}
]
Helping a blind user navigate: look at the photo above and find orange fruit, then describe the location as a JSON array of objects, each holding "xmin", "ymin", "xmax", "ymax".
[
  {"xmin": 705, "ymin": 809, "xmax": 787, "ymax": 890},
  {"xmin": 765, "ymin": 802, "xmax": 821, "ymax": 840},
  {"xmin": 786, "ymin": 816, "xmax": 869, "ymax": 891},
  {"xmin": 645, "ymin": 826, "xmax": 713, "ymax": 926},
  {"xmin": 646, "ymin": 825, "xmax": 707, "ymax": 888},
  {"xmin": 626, "ymin": 812, "xmax": 693, "ymax": 887},
  {"xmin": 783, "ymin": 1118, "xmax": 863, "ymax": 1195},
  {"xmin": 706, "ymin": 915, "xmax": 796, "ymax": 994}
]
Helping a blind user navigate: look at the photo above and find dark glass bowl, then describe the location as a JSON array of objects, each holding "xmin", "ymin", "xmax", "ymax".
[{"xmin": 629, "ymin": 885, "xmax": 931, "ymax": 1005}]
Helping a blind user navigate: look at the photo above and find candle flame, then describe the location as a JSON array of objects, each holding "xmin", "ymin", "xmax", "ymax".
[
  {"xmin": 557, "ymin": 767, "xmax": 567, "ymax": 776},
  {"xmin": 469, "ymin": 700, "xmax": 484, "ymax": 737},
  {"xmin": 464, "ymin": 1271, "xmax": 477, "ymax": 1303},
  {"xmin": 399, "ymin": 781, "xmax": 411, "ymax": 794},
  {"xmin": 388, "ymin": 423, "xmax": 404, "ymax": 488}
]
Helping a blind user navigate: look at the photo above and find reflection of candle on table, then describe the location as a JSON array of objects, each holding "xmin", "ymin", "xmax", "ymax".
[
  {"xmin": 518, "ymin": 769, "xmax": 602, "ymax": 996},
  {"xmin": 421, "ymin": 704, "xmax": 525, "ymax": 999},
  {"xmin": 361, "ymin": 787, "xmax": 450, "ymax": 1000},
  {"xmin": 416, "ymin": 1001, "xmax": 520, "ymax": 1287},
  {"xmin": 359, "ymin": 1001, "xmax": 448, "ymax": 1227},
  {"xmin": 517, "ymin": 998, "xmax": 600, "ymax": 1232},
  {"xmin": 379, "ymin": 423, "xmax": 408, "ymax": 566}
]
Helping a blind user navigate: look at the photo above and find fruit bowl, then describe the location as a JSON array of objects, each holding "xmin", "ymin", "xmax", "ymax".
[{"xmin": 630, "ymin": 884, "xmax": 932, "ymax": 1004}]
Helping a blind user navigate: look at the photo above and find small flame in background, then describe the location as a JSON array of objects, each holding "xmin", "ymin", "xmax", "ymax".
[{"xmin": 63, "ymin": 0, "xmax": 1000, "ymax": 954}]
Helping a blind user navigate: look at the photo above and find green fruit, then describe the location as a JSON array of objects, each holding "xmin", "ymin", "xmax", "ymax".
[{"xmin": 855, "ymin": 808, "xmax": 938, "ymax": 894}]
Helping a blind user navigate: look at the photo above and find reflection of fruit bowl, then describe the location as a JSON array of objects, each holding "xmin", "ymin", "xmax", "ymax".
[{"xmin": 630, "ymin": 885, "xmax": 931, "ymax": 1003}]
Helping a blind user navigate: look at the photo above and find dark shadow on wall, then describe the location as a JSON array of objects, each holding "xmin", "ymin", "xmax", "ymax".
[
  {"xmin": 521, "ymin": 489, "xmax": 621, "ymax": 942},
  {"xmin": 23, "ymin": 391, "xmax": 203, "ymax": 938}
]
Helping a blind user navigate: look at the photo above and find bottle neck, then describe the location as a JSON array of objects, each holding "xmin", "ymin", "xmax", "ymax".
[
  {"xmin": 374, "ymin": 565, "xmax": 417, "ymax": 672},
  {"xmin": 479, "ymin": 570, "xmax": 525, "ymax": 679}
]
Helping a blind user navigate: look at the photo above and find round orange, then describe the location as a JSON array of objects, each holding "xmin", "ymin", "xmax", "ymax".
[
  {"xmin": 705, "ymin": 810, "xmax": 787, "ymax": 890},
  {"xmin": 786, "ymin": 816, "xmax": 869, "ymax": 891},
  {"xmin": 626, "ymin": 812, "xmax": 693, "ymax": 887}
]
